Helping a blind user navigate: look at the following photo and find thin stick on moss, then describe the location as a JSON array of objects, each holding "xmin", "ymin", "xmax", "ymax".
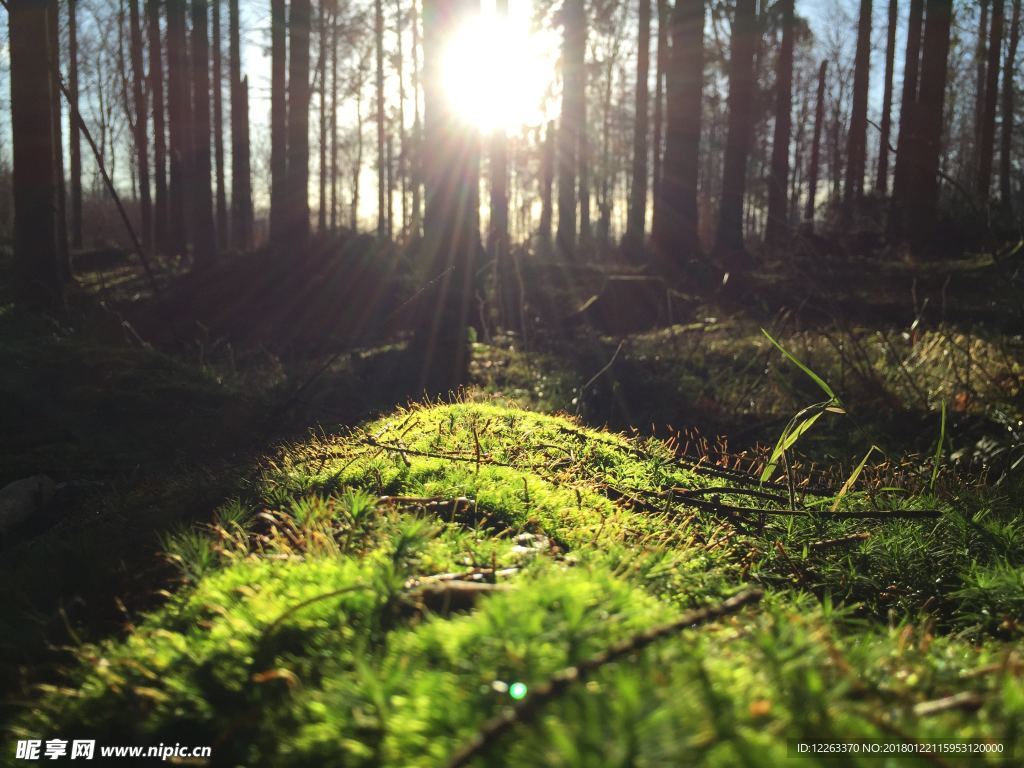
[{"xmin": 446, "ymin": 588, "xmax": 764, "ymax": 768}]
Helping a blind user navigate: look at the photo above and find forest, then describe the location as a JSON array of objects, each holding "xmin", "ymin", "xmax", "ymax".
[{"xmin": 2, "ymin": 0, "xmax": 1024, "ymax": 764}]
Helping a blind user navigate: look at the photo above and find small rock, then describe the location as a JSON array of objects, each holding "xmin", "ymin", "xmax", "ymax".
[{"xmin": 0, "ymin": 475, "xmax": 57, "ymax": 534}]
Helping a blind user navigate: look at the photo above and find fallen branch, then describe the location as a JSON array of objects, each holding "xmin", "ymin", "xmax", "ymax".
[
  {"xmin": 446, "ymin": 589, "xmax": 764, "ymax": 768},
  {"xmin": 807, "ymin": 532, "xmax": 872, "ymax": 552},
  {"xmin": 913, "ymin": 691, "xmax": 984, "ymax": 717}
]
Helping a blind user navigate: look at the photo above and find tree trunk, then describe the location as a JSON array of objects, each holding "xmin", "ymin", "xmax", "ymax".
[
  {"xmin": 977, "ymin": 0, "xmax": 1004, "ymax": 203},
  {"xmin": 191, "ymin": 0, "xmax": 217, "ymax": 265},
  {"xmin": 889, "ymin": 0, "xmax": 924, "ymax": 238},
  {"xmin": 166, "ymin": 0, "xmax": 192, "ymax": 257},
  {"xmin": 375, "ymin": 0, "xmax": 387, "ymax": 238},
  {"xmin": 905, "ymin": 0, "xmax": 953, "ymax": 248},
  {"xmin": 556, "ymin": 0, "xmax": 584, "ymax": 258},
  {"xmin": 713, "ymin": 0, "xmax": 756, "ymax": 270},
  {"xmin": 330, "ymin": 0, "xmax": 339, "ymax": 230},
  {"xmin": 229, "ymin": 0, "xmax": 252, "ymax": 250},
  {"xmin": 49, "ymin": 2, "xmax": 68, "ymax": 278},
  {"xmin": 69, "ymin": 0, "xmax": 83, "ymax": 250},
  {"xmin": 650, "ymin": 0, "xmax": 668, "ymax": 239},
  {"xmin": 212, "ymin": 0, "xmax": 227, "ymax": 249},
  {"xmin": 804, "ymin": 60, "xmax": 827, "ymax": 226},
  {"xmin": 1001, "ymin": 0, "xmax": 1022, "ymax": 218},
  {"xmin": 410, "ymin": 0, "xmax": 422, "ymax": 238},
  {"xmin": 652, "ymin": 0, "xmax": 703, "ymax": 271},
  {"xmin": 876, "ymin": 0, "xmax": 897, "ymax": 193},
  {"xmin": 974, "ymin": 0, "xmax": 989, "ymax": 173},
  {"xmin": 129, "ymin": 0, "xmax": 153, "ymax": 253},
  {"xmin": 269, "ymin": 0, "xmax": 288, "ymax": 243},
  {"xmin": 490, "ymin": 0, "xmax": 513, "ymax": 326},
  {"xmin": 539, "ymin": 119, "xmax": 555, "ymax": 245},
  {"xmin": 418, "ymin": 0, "xmax": 481, "ymax": 392},
  {"xmin": 287, "ymin": 0, "xmax": 312, "ymax": 243},
  {"xmin": 147, "ymin": 0, "xmax": 169, "ymax": 255},
  {"xmin": 317, "ymin": 0, "xmax": 329, "ymax": 233},
  {"xmin": 624, "ymin": 0, "xmax": 651, "ymax": 255},
  {"xmin": 10, "ymin": 0, "xmax": 63, "ymax": 304},
  {"xmin": 395, "ymin": 0, "xmax": 408, "ymax": 238},
  {"xmin": 844, "ymin": 0, "xmax": 872, "ymax": 204},
  {"xmin": 765, "ymin": 0, "xmax": 794, "ymax": 246}
]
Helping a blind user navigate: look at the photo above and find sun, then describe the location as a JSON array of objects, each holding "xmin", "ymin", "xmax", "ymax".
[{"xmin": 442, "ymin": 8, "xmax": 557, "ymax": 135}]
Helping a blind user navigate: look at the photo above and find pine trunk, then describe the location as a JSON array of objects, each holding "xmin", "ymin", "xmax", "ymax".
[
  {"xmin": 804, "ymin": 60, "xmax": 827, "ymax": 226},
  {"xmin": 977, "ymin": 0, "xmax": 1004, "ymax": 203},
  {"xmin": 650, "ymin": 0, "xmax": 668, "ymax": 237},
  {"xmin": 844, "ymin": 0, "xmax": 872, "ymax": 204},
  {"xmin": 191, "ymin": 0, "xmax": 217, "ymax": 264},
  {"xmin": 713, "ymin": 0, "xmax": 756, "ymax": 270},
  {"xmin": 69, "ymin": 0, "xmax": 83, "ymax": 249},
  {"xmin": 287, "ymin": 0, "xmax": 312, "ymax": 243},
  {"xmin": 147, "ymin": 0, "xmax": 169, "ymax": 255},
  {"xmin": 889, "ymin": 0, "xmax": 925, "ymax": 237},
  {"xmin": 624, "ymin": 0, "xmax": 651, "ymax": 254},
  {"xmin": 876, "ymin": 0, "xmax": 897, "ymax": 193},
  {"xmin": 269, "ymin": 0, "xmax": 288, "ymax": 242},
  {"xmin": 375, "ymin": 0, "xmax": 387, "ymax": 238},
  {"xmin": 212, "ymin": 0, "xmax": 227, "ymax": 249},
  {"xmin": 229, "ymin": 0, "xmax": 252, "ymax": 250},
  {"xmin": 765, "ymin": 0, "xmax": 794, "ymax": 246},
  {"xmin": 1001, "ymin": 0, "xmax": 1022, "ymax": 217},
  {"xmin": 166, "ymin": 0, "xmax": 192, "ymax": 257},
  {"xmin": 556, "ymin": 0, "xmax": 585, "ymax": 257},
  {"xmin": 129, "ymin": 0, "xmax": 153, "ymax": 253}
]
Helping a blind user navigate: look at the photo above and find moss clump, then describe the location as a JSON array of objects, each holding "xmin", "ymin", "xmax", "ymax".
[{"xmin": 16, "ymin": 403, "xmax": 1024, "ymax": 766}]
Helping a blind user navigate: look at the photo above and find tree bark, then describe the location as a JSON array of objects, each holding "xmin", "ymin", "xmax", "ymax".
[
  {"xmin": 410, "ymin": 0, "xmax": 423, "ymax": 238},
  {"xmin": 147, "ymin": 0, "xmax": 169, "ymax": 255},
  {"xmin": 556, "ymin": 0, "xmax": 585, "ymax": 258},
  {"xmin": 418, "ymin": 0, "xmax": 480, "ymax": 392},
  {"xmin": 650, "ymin": 0, "xmax": 668, "ymax": 239},
  {"xmin": 652, "ymin": 0, "xmax": 703, "ymax": 271},
  {"xmin": 876, "ymin": 0, "xmax": 897, "ymax": 193},
  {"xmin": 624, "ymin": 0, "xmax": 651, "ymax": 255},
  {"xmin": 166, "ymin": 0, "xmax": 192, "ymax": 257},
  {"xmin": 229, "ymin": 0, "xmax": 252, "ymax": 250},
  {"xmin": 804, "ymin": 60, "xmax": 827, "ymax": 227},
  {"xmin": 539, "ymin": 119, "xmax": 555, "ymax": 245},
  {"xmin": 212, "ymin": 0, "xmax": 227, "ymax": 249},
  {"xmin": 330, "ymin": 0, "xmax": 339, "ymax": 230},
  {"xmin": 287, "ymin": 0, "xmax": 312, "ymax": 243},
  {"xmin": 269, "ymin": 0, "xmax": 288, "ymax": 243},
  {"xmin": 318, "ymin": 0, "xmax": 329, "ymax": 233},
  {"xmin": 10, "ymin": 0, "xmax": 63, "ymax": 304},
  {"xmin": 844, "ymin": 0, "xmax": 872, "ymax": 204},
  {"xmin": 713, "ymin": 0, "xmax": 756, "ymax": 270},
  {"xmin": 1001, "ymin": 0, "xmax": 1022, "ymax": 217},
  {"xmin": 129, "ymin": 0, "xmax": 153, "ymax": 253},
  {"xmin": 905, "ymin": 0, "xmax": 953, "ymax": 247},
  {"xmin": 69, "ymin": 0, "xmax": 83, "ymax": 250},
  {"xmin": 889, "ymin": 0, "xmax": 924, "ymax": 238},
  {"xmin": 765, "ymin": 0, "xmax": 794, "ymax": 246},
  {"xmin": 975, "ymin": 0, "xmax": 989, "ymax": 171},
  {"xmin": 191, "ymin": 0, "xmax": 217, "ymax": 264},
  {"xmin": 490, "ymin": 0, "xmax": 513, "ymax": 326},
  {"xmin": 977, "ymin": 0, "xmax": 1004, "ymax": 203},
  {"xmin": 375, "ymin": 0, "xmax": 387, "ymax": 238}
]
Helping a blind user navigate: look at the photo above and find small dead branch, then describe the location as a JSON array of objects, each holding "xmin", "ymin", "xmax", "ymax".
[
  {"xmin": 405, "ymin": 581, "xmax": 510, "ymax": 617},
  {"xmin": 912, "ymin": 691, "xmax": 985, "ymax": 717},
  {"xmin": 446, "ymin": 589, "xmax": 764, "ymax": 768},
  {"xmin": 807, "ymin": 532, "xmax": 872, "ymax": 552}
]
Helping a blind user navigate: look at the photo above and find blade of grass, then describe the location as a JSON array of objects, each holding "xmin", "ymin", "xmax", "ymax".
[
  {"xmin": 762, "ymin": 328, "xmax": 840, "ymax": 404},
  {"xmin": 831, "ymin": 445, "xmax": 880, "ymax": 511},
  {"xmin": 930, "ymin": 401, "xmax": 947, "ymax": 493}
]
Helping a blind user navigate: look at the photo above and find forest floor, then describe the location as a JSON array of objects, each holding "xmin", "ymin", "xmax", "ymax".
[{"xmin": 2, "ymin": 238, "xmax": 1024, "ymax": 765}]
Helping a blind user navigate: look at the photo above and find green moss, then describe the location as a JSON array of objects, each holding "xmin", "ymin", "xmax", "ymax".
[{"xmin": 15, "ymin": 403, "xmax": 1024, "ymax": 765}]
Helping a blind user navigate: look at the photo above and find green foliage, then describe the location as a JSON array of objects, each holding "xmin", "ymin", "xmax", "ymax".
[{"xmin": 15, "ymin": 403, "xmax": 1024, "ymax": 765}]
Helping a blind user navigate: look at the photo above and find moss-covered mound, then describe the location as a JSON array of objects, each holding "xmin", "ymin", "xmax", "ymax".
[{"xmin": 15, "ymin": 403, "xmax": 1024, "ymax": 766}]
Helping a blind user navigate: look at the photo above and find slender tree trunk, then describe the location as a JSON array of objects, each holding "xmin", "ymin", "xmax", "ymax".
[
  {"xmin": 147, "ymin": 0, "xmax": 168, "ymax": 255},
  {"xmin": 129, "ymin": 0, "xmax": 153, "ymax": 253},
  {"xmin": 166, "ymin": 0, "xmax": 192, "ymax": 257},
  {"xmin": 978, "ymin": 0, "xmax": 1004, "ymax": 204},
  {"xmin": 69, "ymin": 0, "xmax": 83, "ymax": 249},
  {"xmin": 844, "ymin": 0, "xmax": 872, "ymax": 204},
  {"xmin": 652, "ymin": 0, "xmax": 703, "ymax": 271},
  {"xmin": 269, "ymin": 0, "xmax": 288, "ymax": 243},
  {"xmin": 318, "ymin": 0, "xmax": 328, "ymax": 232},
  {"xmin": 352, "ymin": 68, "xmax": 363, "ymax": 231},
  {"xmin": 624, "ymin": 0, "xmax": 651, "ymax": 255},
  {"xmin": 1001, "ymin": 0, "xmax": 1022, "ymax": 217},
  {"xmin": 190, "ymin": 0, "xmax": 217, "ymax": 264},
  {"xmin": 765, "ymin": 0, "xmax": 794, "ymax": 246},
  {"xmin": 804, "ymin": 60, "xmax": 827, "ymax": 226},
  {"xmin": 713, "ymin": 0, "xmax": 756, "ymax": 270},
  {"xmin": 287, "ymin": 0, "xmax": 312, "ymax": 242},
  {"xmin": 890, "ymin": 0, "xmax": 925, "ymax": 237},
  {"xmin": 229, "ymin": 0, "xmax": 251, "ymax": 250},
  {"xmin": 490, "ymin": 0, "xmax": 513, "ymax": 325},
  {"xmin": 395, "ymin": 0, "xmax": 408, "ymax": 238},
  {"xmin": 539, "ymin": 119, "xmax": 555, "ymax": 244},
  {"xmin": 556, "ymin": 0, "xmax": 584, "ymax": 257},
  {"xmin": 650, "ymin": 0, "xmax": 668, "ymax": 238},
  {"xmin": 876, "ymin": 0, "xmax": 897, "ymax": 193},
  {"xmin": 410, "ymin": 0, "xmax": 422, "ymax": 237},
  {"xmin": 418, "ymin": 0, "xmax": 480, "ymax": 392},
  {"xmin": 10, "ymin": 0, "xmax": 63, "ymax": 304},
  {"xmin": 386, "ymin": 132, "xmax": 394, "ymax": 237},
  {"xmin": 330, "ymin": 0, "xmax": 339, "ymax": 230},
  {"xmin": 906, "ymin": 0, "xmax": 953, "ymax": 248},
  {"xmin": 375, "ymin": 0, "xmax": 387, "ymax": 238},
  {"xmin": 49, "ymin": 2, "xmax": 67, "ymax": 278},
  {"xmin": 975, "ymin": 0, "xmax": 989, "ymax": 171},
  {"xmin": 212, "ymin": 0, "xmax": 227, "ymax": 249}
]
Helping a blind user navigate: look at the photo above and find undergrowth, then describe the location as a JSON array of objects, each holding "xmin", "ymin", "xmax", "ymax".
[{"xmin": 12, "ymin": 402, "xmax": 1024, "ymax": 766}]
